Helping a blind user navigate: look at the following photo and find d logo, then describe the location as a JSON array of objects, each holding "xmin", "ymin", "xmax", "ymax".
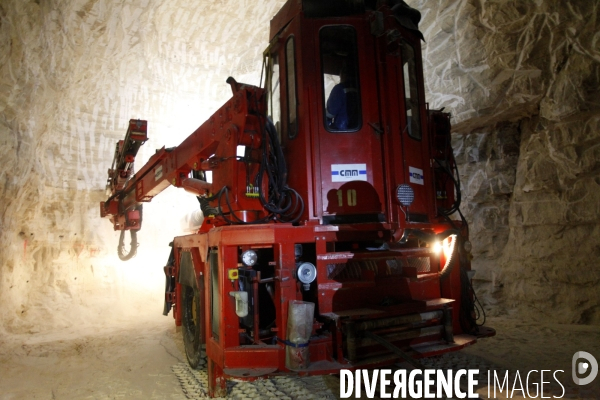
[{"xmin": 572, "ymin": 351, "xmax": 598, "ymax": 386}]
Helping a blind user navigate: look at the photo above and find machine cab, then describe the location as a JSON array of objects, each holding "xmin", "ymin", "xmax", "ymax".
[{"xmin": 263, "ymin": 0, "xmax": 436, "ymax": 229}]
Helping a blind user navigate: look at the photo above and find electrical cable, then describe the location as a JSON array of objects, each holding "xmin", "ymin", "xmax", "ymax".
[
  {"xmin": 431, "ymin": 113, "xmax": 485, "ymax": 332},
  {"xmin": 249, "ymin": 92, "xmax": 304, "ymax": 224},
  {"xmin": 434, "ymin": 158, "xmax": 461, "ymax": 216}
]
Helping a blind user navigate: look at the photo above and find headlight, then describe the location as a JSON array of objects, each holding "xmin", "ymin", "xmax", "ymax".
[
  {"xmin": 241, "ymin": 249, "xmax": 258, "ymax": 267},
  {"xmin": 396, "ymin": 184, "xmax": 414, "ymax": 206},
  {"xmin": 296, "ymin": 262, "xmax": 317, "ymax": 290}
]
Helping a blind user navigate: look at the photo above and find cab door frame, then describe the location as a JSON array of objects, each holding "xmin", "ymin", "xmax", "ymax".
[{"xmin": 309, "ymin": 17, "xmax": 387, "ymax": 224}]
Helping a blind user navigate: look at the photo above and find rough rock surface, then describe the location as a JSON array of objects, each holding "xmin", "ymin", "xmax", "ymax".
[
  {"xmin": 0, "ymin": 0, "xmax": 598, "ymax": 338},
  {"xmin": 0, "ymin": 0, "xmax": 285, "ymax": 334},
  {"xmin": 409, "ymin": 0, "xmax": 600, "ymax": 323}
]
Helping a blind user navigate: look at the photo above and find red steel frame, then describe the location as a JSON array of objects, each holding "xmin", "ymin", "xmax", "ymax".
[
  {"xmin": 101, "ymin": 1, "xmax": 495, "ymax": 397},
  {"xmin": 171, "ymin": 223, "xmax": 486, "ymax": 396}
]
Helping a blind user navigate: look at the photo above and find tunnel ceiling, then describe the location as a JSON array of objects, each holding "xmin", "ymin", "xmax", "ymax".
[{"xmin": 0, "ymin": 0, "xmax": 599, "ymax": 334}]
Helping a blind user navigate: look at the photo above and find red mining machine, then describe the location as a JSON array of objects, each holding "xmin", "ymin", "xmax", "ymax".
[{"xmin": 101, "ymin": 0, "xmax": 494, "ymax": 396}]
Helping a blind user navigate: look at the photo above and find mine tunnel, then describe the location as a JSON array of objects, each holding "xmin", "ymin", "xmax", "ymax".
[{"xmin": 0, "ymin": 0, "xmax": 599, "ymax": 399}]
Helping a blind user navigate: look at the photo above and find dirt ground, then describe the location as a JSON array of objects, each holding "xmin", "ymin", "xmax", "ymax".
[
  {"xmin": 462, "ymin": 316, "xmax": 600, "ymax": 399},
  {"xmin": 0, "ymin": 316, "xmax": 187, "ymax": 399},
  {"xmin": 0, "ymin": 316, "xmax": 599, "ymax": 399}
]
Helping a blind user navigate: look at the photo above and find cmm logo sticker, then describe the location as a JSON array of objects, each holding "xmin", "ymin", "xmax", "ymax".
[
  {"xmin": 409, "ymin": 166, "xmax": 424, "ymax": 185},
  {"xmin": 332, "ymin": 164, "xmax": 367, "ymax": 182}
]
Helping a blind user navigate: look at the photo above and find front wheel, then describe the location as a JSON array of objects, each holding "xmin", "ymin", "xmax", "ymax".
[{"xmin": 181, "ymin": 282, "xmax": 205, "ymax": 368}]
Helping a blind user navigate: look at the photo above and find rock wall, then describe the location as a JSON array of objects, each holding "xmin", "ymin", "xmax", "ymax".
[
  {"xmin": 1, "ymin": 0, "xmax": 598, "ymax": 335},
  {"xmin": 0, "ymin": 0, "xmax": 285, "ymax": 334},
  {"xmin": 409, "ymin": 0, "xmax": 600, "ymax": 323}
]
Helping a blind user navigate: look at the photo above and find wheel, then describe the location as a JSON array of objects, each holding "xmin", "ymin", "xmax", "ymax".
[{"xmin": 181, "ymin": 282, "xmax": 204, "ymax": 368}]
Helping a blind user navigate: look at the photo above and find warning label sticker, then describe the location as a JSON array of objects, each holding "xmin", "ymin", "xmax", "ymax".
[{"xmin": 154, "ymin": 165, "xmax": 163, "ymax": 181}]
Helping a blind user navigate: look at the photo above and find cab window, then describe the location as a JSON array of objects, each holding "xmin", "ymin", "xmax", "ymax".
[
  {"xmin": 401, "ymin": 41, "xmax": 421, "ymax": 140},
  {"xmin": 286, "ymin": 37, "xmax": 298, "ymax": 139},
  {"xmin": 320, "ymin": 26, "xmax": 361, "ymax": 132},
  {"xmin": 266, "ymin": 52, "xmax": 281, "ymax": 141}
]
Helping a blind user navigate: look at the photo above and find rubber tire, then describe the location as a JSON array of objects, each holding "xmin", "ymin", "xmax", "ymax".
[{"xmin": 181, "ymin": 283, "xmax": 204, "ymax": 368}]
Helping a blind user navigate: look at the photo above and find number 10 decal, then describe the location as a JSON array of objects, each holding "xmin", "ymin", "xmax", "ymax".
[{"xmin": 337, "ymin": 189, "xmax": 357, "ymax": 207}]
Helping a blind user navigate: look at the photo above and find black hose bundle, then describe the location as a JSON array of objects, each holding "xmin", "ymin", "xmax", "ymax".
[
  {"xmin": 435, "ymin": 156, "xmax": 462, "ymax": 217},
  {"xmin": 197, "ymin": 193, "xmax": 219, "ymax": 217},
  {"xmin": 429, "ymin": 115, "xmax": 487, "ymax": 331},
  {"xmin": 207, "ymin": 103, "xmax": 304, "ymax": 225},
  {"xmin": 118, "ymin": 229, "xmax": 138, "ymax": 261},
  {"xmin": 255, "ymin": 119, "xmax": 304, "ymax": 223},
  {"xmin": 117, "ymin": 203, "xmax": 142, "ymax": 261},
  {"xmin": 459, "ymin": 261, "xmax": 487, "ymax": 334}
]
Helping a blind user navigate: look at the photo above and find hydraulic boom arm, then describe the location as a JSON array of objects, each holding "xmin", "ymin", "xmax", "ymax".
[{"xmin": 101, "ymin": 78, "xmax": 303, "ymax": 259}]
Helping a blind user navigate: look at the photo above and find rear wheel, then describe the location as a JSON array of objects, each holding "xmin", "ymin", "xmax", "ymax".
[{"xmin": 181, "ymin": 282, "xmax": 204, "ymax": 368}]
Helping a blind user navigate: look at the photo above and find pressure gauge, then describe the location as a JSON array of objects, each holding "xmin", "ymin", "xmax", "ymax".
[
  {"xmin": 241, "ymin": 249, "xmax": 258, "ymax": 267},
  {"xmin": 396, "ymin": 184, "xmax": 415, "ymax": 206}
]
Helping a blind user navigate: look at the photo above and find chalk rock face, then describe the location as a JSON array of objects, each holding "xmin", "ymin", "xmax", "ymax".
[
  {"xmin": 451, "ymin": 122, "xmax": 520, "ymax": 298},
  {"xmin": 0, "ymin": 0, "xmax": 598, "ymax": 335},
  {"xmin": 409, "ymin": 0, "xmax": 600, "ymax": 323},
  {"xmin": 0, "ymin": 0, "xmax": 285, "ymax": 334}
]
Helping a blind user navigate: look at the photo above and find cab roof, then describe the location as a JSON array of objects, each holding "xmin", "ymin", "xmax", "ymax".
[{"xmin": 269, "ymin": 0, "xmax": 423, "ymax": 41}]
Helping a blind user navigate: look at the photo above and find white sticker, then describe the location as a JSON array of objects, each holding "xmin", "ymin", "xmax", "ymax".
[
  {"xmin": 331, "ymin": 164, "xmax": 367, "ymax": 182},
  {"xmin": 409, "ymin": 166, "xmax": 424, "ymax": 185},
  {"xmin": 154, "ymin": 165, "xmax": 163, "ymax": 181}
]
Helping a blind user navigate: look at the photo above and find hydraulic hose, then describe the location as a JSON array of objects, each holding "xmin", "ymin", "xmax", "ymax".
[
  {"xmin": 197, "ymin": 196, "xmax": 219, "ymax": 218},
  {"xmin": 118, "ymin": 229, "xmax": 138, "ymax": 261}
]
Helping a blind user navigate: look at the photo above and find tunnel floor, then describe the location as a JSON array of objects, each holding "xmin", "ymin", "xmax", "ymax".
[{"xmin": 0, "ymin": 316, "xmax": 598, "ymax": 399}]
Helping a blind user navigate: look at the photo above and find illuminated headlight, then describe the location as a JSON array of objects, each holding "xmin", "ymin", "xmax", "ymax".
[
  {"xmin": 396, "ymin": 184, "xmax": 414, "ymax": 206},
  {"xmin": 433, "ymin": 242, "xmax": 443, "ymax": 254},
  {"xmin": 297, "ymin": 262, "xmax": 317, "ymax": 290},
  {"xmin": 463, "ymin": 240, "xmax": 472, "ymax": 253},
  {"xmin": 241, "ymin": 249, "xmax": 258, "ymax": 267}
]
